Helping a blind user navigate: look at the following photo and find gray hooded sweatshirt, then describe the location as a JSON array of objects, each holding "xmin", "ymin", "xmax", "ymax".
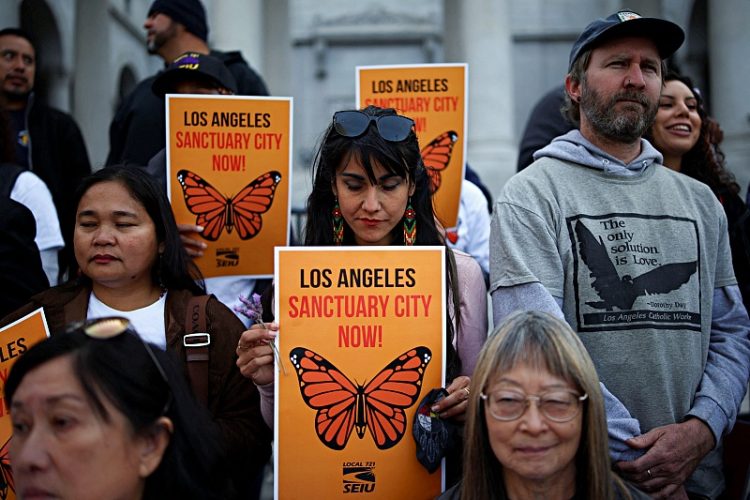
[{"xmin": 490, "ymin": 130, "xmax": 750, "ymax": 498}]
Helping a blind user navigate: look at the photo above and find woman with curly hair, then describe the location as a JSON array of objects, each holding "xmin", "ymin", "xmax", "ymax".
[{"xmin": 646, "ymin": 71, "xmax": 750, "ymax": 309}]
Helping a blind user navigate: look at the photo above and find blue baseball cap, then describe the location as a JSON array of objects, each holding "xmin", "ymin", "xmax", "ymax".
[{"xmin": 569, "ymin": 10, "xmax": 685, "ymax": 71}]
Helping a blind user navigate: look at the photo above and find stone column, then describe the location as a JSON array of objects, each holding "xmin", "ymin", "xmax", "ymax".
[
  {"xmin": 708, "ymin": 0, "xmax": 750, "ymax": 196},
  {"xmin": 73, "ymin": 0, "xmax": 110, "ymax": 166},
  {"xmin": 445, "ymin": 0, "xmax": 517, "ymax": 199},
  {"xmin": 210, "ymin": 0, "xmax": 265, "ymax": 73},
  {"xmin": 0, "ymin": 3, "xmax": 19, "ymax": 28}
]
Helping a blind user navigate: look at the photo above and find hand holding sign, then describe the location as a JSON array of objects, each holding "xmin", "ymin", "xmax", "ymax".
[{"xmin": 236, "ymin": 322, "xmax": 278, "ymax": 386}]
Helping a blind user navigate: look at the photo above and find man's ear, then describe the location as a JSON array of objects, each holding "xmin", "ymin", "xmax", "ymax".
[
  {"xmin": 137, "ymin": 416, "xmax": 173, "ymax": 478},
  {"xmin": 565, "ymin": 74, "xmax": 581, "ymax": 104}
]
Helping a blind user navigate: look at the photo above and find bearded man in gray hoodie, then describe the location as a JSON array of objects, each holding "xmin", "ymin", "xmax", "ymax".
[{"xmin": 490, "ymin": 10, "xmax": 750, "ymax": 499}]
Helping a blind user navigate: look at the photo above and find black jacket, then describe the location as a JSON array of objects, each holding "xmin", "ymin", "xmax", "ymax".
[
  {"xmin": 718, "ymin": 187, "xmax": 750, "ymax": 311},
  {"xmin": 516, "ymin": 84, "xmax": 575, "ymax": 172},
  {"xmin": 0, "ymin": 195, "xmax": 48, "ymax": 318},
  {"xmin": 106, "ymin": 49, "xmax": 269, "ymax": 167}
]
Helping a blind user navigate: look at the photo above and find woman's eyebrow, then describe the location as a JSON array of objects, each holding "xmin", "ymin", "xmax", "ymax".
[
  {"xmin": 340, "ymin": 172, "xmax": 365, "ymax": 181},
  {"xmin": 378, "ymin": 173, "xmax": 401, "ymax": 182}
]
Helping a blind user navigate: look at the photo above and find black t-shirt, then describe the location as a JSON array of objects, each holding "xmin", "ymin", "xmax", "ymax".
[{"xmin": 8, "ymin": 108, "xmax": 29, "ymax": 169}]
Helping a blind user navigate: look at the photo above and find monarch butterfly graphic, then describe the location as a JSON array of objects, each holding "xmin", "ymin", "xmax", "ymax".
[
  {"xmin": 420, "ymin": 131, "xmax": 458, "ymax": 193},
  {"xmin": 0, "ymin": 437, "xmax": 15, "ymax": 500},
  {"xmin": 176, "ymin": 169, "xmax": 282, "ymax": 241},
  {"xmin": 289, "ymin": 346, "xmax": 432, "ymax": 451}
]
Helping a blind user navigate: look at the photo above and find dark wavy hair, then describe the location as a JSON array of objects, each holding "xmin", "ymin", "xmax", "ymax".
[
  {"xmin": 5, "ymin": 324, "xmax": 229, "ymax": 499},
  {"xmin": 72, "ymin": 166, "xmax": 205, "ymax": 295},
  {"xmin": 646, "ymin": 71, "xmax": 739, "ymax": 196},
  {"xmin": 304, "ymin": 105, "xmax": 462, "ymax": 379}
]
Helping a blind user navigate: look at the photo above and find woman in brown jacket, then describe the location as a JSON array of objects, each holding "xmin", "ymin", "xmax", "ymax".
[{"xmin": 1, "ymin": 166, "xmax": 270, "ymax": 499}]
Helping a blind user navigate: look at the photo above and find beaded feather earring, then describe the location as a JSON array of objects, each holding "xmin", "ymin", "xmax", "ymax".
[
  {"xmin": 403, "ymin": 199, "xmax": 416, "ymax": 245},
  {"xmin": 332, "ymin": 199, "xmax": 344, "ymax": 245}
]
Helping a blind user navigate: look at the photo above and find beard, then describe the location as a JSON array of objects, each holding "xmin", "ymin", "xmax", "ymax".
[
  {"xmin": 580, "ymin": 82, "xmax": 658, "ymax": 143},
  {"xmin": 146, "ymin": 22, "xmax": 178, "ymax": 55},
  {"xmin": 1, "ymin": 80, "xmax": 31, "ymax": 103}
]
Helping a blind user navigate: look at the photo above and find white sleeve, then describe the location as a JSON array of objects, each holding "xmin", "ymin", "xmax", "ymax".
[
  {"xmin": 39, "ymin": 249, "xmax": 60, "ymax": 286},
  {"xmin": 10, "ymin": 171, "xmax": 65, "ymax": 253},
  {"xmin": 449, "ymin": 180, "xmax": 490, "ymax": 276}
]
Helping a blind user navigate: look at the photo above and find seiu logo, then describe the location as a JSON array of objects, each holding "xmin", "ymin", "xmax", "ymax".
[
  {"xmin": 342, "ymin": 463, "xmax": 375, "ymax": 494},
  {"xmin": 216, "ymin": 248, "xmax": 239, "ymax": 267}
]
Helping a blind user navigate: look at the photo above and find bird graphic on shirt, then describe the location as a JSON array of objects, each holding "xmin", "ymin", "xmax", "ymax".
[{"xmin": 575, "ymin": 220, "xmax": 697, "ymax": 311}]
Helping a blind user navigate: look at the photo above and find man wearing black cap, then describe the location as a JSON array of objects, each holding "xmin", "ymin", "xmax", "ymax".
[
  {"xmin": 106, "ymin": 0, "xmax": 268, "ymax": 167},
  {"xmin": 146, "ymin": 50, "xmax": 270, "ymax": 331},
  {"xmin": 145, "ymin": 53, "xmax": 270, "ymax": 499},
  {"xmin": 491, "ymin": 10, "xmax": 750, "ymax": 498}
]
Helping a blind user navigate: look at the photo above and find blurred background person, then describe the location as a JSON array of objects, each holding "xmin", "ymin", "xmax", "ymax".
[
  {"xmin": 107, "ymin": 0, "xmax": 268, "ymax": 168},
  {"xmin": 0, "ymin": 190, "xmax": 48, "ymax": 317},
  {"xmin": 147, "ymin": 51, "xmax": 270, "ymax": 327},
  {"xmin": 445, "ymin": 310, "xmax": 647, "ymax": 500},
  {"xmin": 5, "ymin": 317, "xmax": 229, "ymax": 499},
  {"xmin": 0, "ymin": 27, "xmax": 91, "ymax": 280},
  {"xmin": 515, "ymin": 84, "xmax": 574, "ymax": 172},
  {"xmin": 0, "ymin": 106, "xmax": 49, "ymax": 315},
  {"xmin": 0, "ymin": 107, "xmax": 63, "ymax": 286}
]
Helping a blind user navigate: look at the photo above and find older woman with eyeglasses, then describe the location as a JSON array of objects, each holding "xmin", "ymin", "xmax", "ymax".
[{"xmin": 441, "ymin": 311, "xmax": 648, "ymax": 500}]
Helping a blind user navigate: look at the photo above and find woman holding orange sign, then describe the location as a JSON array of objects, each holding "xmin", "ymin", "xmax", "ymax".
[{"xmin": 236, "ymin": 106, "xmax": 488, "ymax": 437}]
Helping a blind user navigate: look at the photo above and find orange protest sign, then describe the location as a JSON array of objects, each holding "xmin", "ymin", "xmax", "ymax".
[
  {"xmin": 167, "ymin": 95, "xmax": 292, "ymax": 278},
  {"xmin": 0, "ymin": 308, "xmax": 51, "ymax": 499},
  {"xmin": 275, "ymin": 247, "xmax": 446, "ymax": 499},
  {"xmin": 357, "ymin": 64, "xmax": 467, "ymax": 229}
]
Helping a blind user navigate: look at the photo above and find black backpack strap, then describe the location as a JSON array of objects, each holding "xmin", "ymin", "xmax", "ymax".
[{"xmin": 184, "ymin": 295, "xmax": 211, "ymax": 406}]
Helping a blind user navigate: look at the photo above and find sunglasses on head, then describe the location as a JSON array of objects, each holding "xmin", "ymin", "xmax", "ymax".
[
  {"xmin": 333, "ymin": 110, "xmax": 415, "ymax": 142},
  {"xmin": 73, "ymin": 317, "xmax": 172, "ymax": 415}
]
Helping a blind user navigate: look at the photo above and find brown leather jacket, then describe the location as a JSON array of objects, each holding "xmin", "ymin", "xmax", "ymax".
[{"xmin": 1, "ymin": 282, "xmax": 272, "ymax": 485}]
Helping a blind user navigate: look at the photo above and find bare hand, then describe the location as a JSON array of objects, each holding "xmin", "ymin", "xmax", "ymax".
[
  {"xmin": 236, "ymin": 322, "xmax": 278, "ymax": 386},
  {"xmin": 431, "ymin": 376, "xmax": 471, "ymax": 421},
  {"xmin": 615, "ymin": 418, "xmax": 714, "ymax": 498},
  {"xmin": 177, "ymin": 223, "xmax": 207, "ymax": 258}
]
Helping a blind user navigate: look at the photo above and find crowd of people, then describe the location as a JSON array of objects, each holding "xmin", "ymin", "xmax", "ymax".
[{"xmin": 1, "ymin": 2, "xmax": 749, "ymax": 499}]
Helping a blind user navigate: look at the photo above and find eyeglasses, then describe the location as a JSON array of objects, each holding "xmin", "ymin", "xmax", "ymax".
[
  {"xmin": 333, "ymin": 110, "xmax": 415, "ymax": 142},
  {"xmin": 480, "ymin": 389, "xmax": 588, "ymax": 423},
  {"xmin": 76, "ymin": 317, "xmax": 172, "ymax": 415}
]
